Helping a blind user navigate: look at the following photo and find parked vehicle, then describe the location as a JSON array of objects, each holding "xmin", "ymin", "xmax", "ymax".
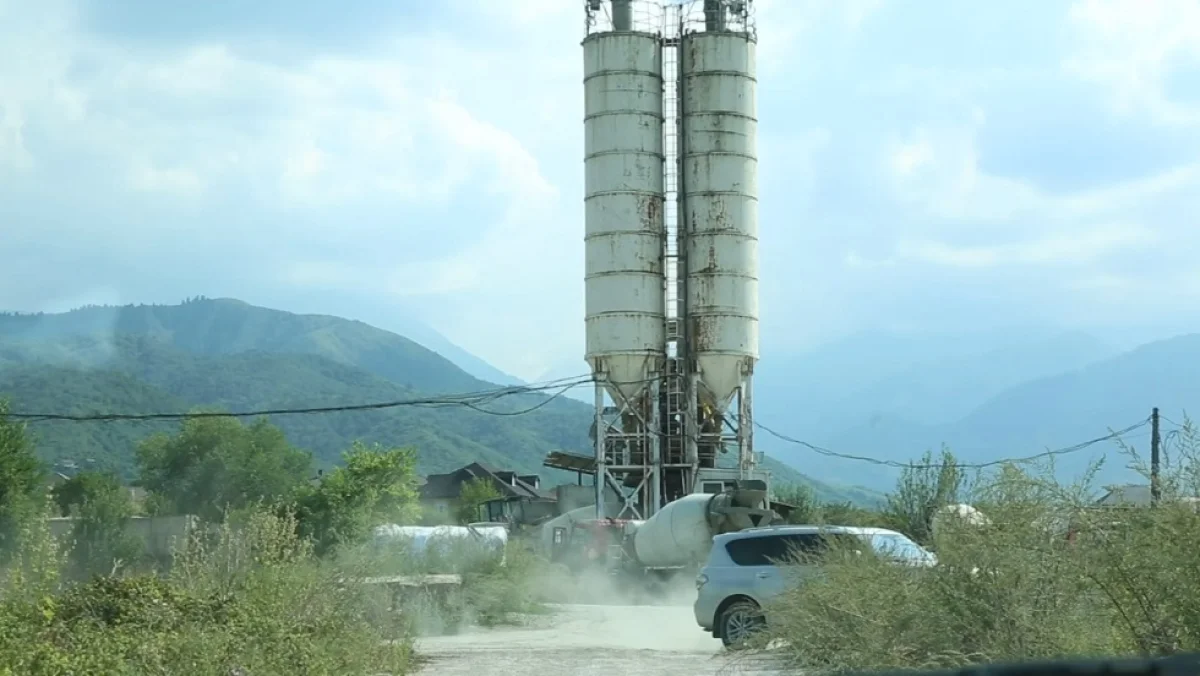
[{"xmin": 693, "ymin": 525, "xmax": 937, "ymax": 648}]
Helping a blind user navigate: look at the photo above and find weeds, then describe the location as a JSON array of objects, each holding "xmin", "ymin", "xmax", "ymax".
[
  {"xmin": 0, "ymin": 509, "xmax": 413, "ymax": 675},
  {"xmin": 761, "ymin": 416, "xmax": 1200, "ymax": 673},
  {"xmin": 344, "ymin": 529, "xmax": 550, "ymax": 635}
]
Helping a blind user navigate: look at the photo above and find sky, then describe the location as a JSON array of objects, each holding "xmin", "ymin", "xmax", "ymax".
[{"xmin": 2, "ymin": 0, "xmax": 1200, "ymax": 381}]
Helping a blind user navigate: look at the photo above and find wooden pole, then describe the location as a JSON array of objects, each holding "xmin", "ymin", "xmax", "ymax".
[{"xmin": 1151, "ymin": 407, "xmax": 1161, "ymax": 506}]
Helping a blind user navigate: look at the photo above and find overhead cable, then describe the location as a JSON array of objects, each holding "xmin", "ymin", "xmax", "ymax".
[{"xmin": 753, "ymin": 417, "xmax": 1154, "ymax": 469}]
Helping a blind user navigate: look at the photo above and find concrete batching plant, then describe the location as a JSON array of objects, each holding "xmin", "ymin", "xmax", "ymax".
[{"xmin": 578, "ymin": 0, "xmax": 763, "ymax": 519}]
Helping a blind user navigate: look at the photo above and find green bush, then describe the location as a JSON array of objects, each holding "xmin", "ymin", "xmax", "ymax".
[
  {"xmin": 0, "ymin": 402, "xmax": 47, "ymax": 562},
  {"xmin": 0, "ymin": 510, "xmax": 413, "ymax": 675},
  {"xmin": 0, "ymin": 405, "xmax": 542, "ymax": 674},
  {"xmin": 51, "ymin": 471, "xmax": 145, "ymax": 578},
  {"xmin": 761, "ymin": 424, "xmax": 1200, "ymax": 673}
]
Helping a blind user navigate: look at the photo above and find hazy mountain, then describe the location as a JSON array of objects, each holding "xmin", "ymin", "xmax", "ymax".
[
  {"xmin": 531, "ymin": 356, "xmax": 593, "ymax": 404},
  {"xmin": 0, "ymin": 299, "xmax": 875, "ymax": 505},
  {"xmin": 791, "ymin": 334, "xmax": 1200, "ymax": 491},
  {"xmin": 754, "ymin": 328, "xmax": 1116, "ymax": 432},
  {"xmin": 0, "ymin": 298, "xmax": 490, "ymax": 394},
  {"xmin": 813, "ymin": 330, "xmax": 1116, "ymax": 430},
  {"xmin": 380, "ymin": 313, "xmax": 525, "ymax": 386}
]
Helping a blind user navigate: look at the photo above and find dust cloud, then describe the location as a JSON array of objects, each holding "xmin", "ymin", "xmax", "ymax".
[{"xmin": 415, "ymin": 565, "xmax": 783, "ymax": 675}]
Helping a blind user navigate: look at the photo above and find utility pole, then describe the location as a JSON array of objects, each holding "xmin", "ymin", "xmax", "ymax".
[{"xmin": 1150, "ymin": 407, "xmax": 1161, "ymax": 506}]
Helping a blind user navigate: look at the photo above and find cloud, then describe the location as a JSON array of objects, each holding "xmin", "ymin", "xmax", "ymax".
[
  {"xmin": 1064, "ymin": 0, "xmax": 1200, "ymax": 125},
  {"xmin": 0, "ymin": 0, "xmax": 576, "ymax": 374},
  {"xmin": 2, "ymin": 0, "xmax": 1200, "ymax": 378},
  {"xmin": 894, "ymin": 223, "xmax": 1154, "ymax": 269}
]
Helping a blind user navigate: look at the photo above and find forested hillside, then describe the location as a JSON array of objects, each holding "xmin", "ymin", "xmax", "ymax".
[{"xmin": 0, "ymin": 299, "xmax": 875, "ymax": 504}]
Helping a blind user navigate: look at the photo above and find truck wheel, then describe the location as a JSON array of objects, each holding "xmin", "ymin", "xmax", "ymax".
[{"xmin": 719, "ymin": 600, "xmax": 765, "ymax": 649}]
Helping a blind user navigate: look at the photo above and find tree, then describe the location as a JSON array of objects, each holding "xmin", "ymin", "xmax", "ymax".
[
  {"xmin": 136, "ymin": 416, "xmax": 312, "ymax": 522},
  {"xmin": 818, "ymin": 501, "xmax": 879, "ymax": 527},
  {"xmin": 0, "ymin": 400, "xmax": 46, "ymax": 559},
  {"xmin": 51, "ymin": 470, "xmax": 143, "ymax": 577},
  {"xmin": 292, "ymin": 442, "xmax": 421, "ymax": 554},
  {"xmin": 455, "ymin": 477, "xmax": 502, "ymax": 525},
  {"xmin": 881, "ymin": 446, "xmax": 965, "ymax": 544},
  {"xmin": 773, "ymin": 482, "xmax": 820, "ymax": 524}
]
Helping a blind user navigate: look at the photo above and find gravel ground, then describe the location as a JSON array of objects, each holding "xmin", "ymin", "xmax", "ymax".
[{"xmin": 415, "ymin": 604, "xmax": 784, "ymax": 675}]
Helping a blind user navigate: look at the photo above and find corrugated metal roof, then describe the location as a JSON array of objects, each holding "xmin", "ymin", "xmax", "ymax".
[{"xmin": 543, "ymin": 451, "xmax": 596, "ymax": 475}]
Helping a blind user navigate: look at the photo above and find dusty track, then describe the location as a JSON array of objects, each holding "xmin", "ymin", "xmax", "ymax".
[{"xmin": 416, "ymin": 603, "xmax": 783, "ymax": 675}]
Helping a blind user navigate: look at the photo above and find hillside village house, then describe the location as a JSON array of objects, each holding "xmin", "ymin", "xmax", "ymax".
[{"xmin": 419, "ymin": 462, "xmax": 551, "ymax": 523}]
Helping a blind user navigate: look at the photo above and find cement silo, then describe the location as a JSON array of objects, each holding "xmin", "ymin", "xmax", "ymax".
[
  {"xmin": 567, "ymin": 0, "xmax": 764, "ymax": 520},
  {"xmin": 678, "ymin": 1, "xmax": 758, "ymax": 484},
  {"xmin": 583, "ymin": 0, "xmax": 666, "ymax": 405},
  {"xmin": 583, "ymin": 0, "xmax": 667, "ymax": 519},
  {"xmin": 680, "ymin": 1, "xmax": 758, "ymax": 415}
]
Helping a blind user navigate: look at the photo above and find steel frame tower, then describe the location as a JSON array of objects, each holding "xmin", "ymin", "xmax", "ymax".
[{"xmin": 583, "ymin": 0, "xmax": 761, "ymax": 519}]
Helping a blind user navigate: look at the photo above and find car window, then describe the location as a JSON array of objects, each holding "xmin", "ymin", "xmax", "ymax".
[
  {"xmin": 868, "ymin": 533, "xmax": 934, "ymax": 563},
  {"xmin": 724, "ymin": 533, "xmax": 824, "ymax": 566}
]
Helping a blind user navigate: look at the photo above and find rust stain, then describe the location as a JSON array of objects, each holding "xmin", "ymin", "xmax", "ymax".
[
  {"xmin": 694, "ymin": 243, "xmax": 718, "ymax": 274},
  {"xmin": 644, "ymin": 197, "xmax": 660, "ymax": 229},
  {"xmin": 693, "ymin": 316, "xmax": 715, "ymax": 351}
]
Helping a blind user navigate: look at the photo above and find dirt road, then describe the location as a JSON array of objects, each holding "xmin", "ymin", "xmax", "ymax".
[{"xmin": 416, "ymin": 603, "xmax": 783, "ymax": 675}]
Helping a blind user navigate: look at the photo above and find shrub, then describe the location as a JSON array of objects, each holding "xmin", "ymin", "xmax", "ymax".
[
  {"xmin": 51, "ymin": 471, "xmax": 145, "ymax": 578},
  {"xmin": 0, "ymin": 403, "xmax": 46, "ymax": 562},
  {"xmin": 761, "ymin": 423, "xmax": 1200, "ymax": 673},
  {"xmin": 0, "ymin": 509, "xmax": 413, "ymax": 675}
]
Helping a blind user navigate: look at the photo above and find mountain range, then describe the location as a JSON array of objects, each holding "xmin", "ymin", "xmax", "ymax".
[
  {"xmin": 754, "ymin": 330, "xmax": 1199, "ymax": 491},
  {"xmin": 0, "ymin": 298, "xmax": 875, "ymax": 505},
  {"xmin": 5, "ymin": 298, "xmax": 1194, "ymax": 498},
  {"xmin": 525, "ymin": 325, "xmax": 1199, "ymax": 492}
]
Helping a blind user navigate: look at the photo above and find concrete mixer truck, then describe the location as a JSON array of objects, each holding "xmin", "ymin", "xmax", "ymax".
[{"xmin": 540, "ymin": 480, "xmax": 779, "ymax": 595}]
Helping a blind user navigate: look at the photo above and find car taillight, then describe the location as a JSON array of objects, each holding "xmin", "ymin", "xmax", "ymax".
[{"xmin": 695, "ymin": 573, "xmax": 708, "ymax": 590}]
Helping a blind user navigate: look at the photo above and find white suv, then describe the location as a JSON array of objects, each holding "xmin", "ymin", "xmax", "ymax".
[{"xmin": 693, "ymin": 525, "xmax": 936, "ymax": 648}]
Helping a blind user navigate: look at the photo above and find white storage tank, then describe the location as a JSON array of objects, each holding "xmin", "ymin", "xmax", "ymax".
[
  {"xmin": 680, "ymin": 20, "xmax": 758, "ymax": 410},
  {"xmin": 583, "ymin": 17, "xmax": 668, "ymax": 404},
  {"xmin": 372, "ymin": 524, "xmax": 509, "ymax": 569}
]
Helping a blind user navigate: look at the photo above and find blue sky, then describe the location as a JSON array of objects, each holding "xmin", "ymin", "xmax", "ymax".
[{"xmin": 2, "ymin": 0, "xmax": 1199, "ymax": 380}]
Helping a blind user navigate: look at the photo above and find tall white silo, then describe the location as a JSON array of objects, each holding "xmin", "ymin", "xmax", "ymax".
[
  {"xmin": 680, "ymin": 1, "xmax": 759, "ymax": 413},
  {"xmin": 583, "ymin": 0, "xmax": 667, "ymax": 518},
  {"xmin": 583, "ymin": 3, "xmax": 667, "ymax": 406}
]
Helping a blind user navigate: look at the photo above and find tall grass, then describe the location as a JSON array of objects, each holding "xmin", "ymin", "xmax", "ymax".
[
  {"xmin": 0, "ymin": 509, "xmax": 413, "ymax": 675},
  {"xmin": 342, "ymin": 531, "xmax": 551, "ymax": 635},
  {"xmin": 761, "ymin": 419, "xmax": 1200, "ymax": 673}
]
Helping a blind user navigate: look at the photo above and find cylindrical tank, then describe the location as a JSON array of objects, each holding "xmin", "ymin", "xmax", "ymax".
[
  {"xmin": 583, "ymin": 26, "xmax": 667, "ymax": 404},
  {"xmin": 681, "ymin": 28, "xmax": 758, "ymax": 410},
  {"xmin": 929, "ymin": 503, "xmax": 990, "ymax": 542},
  {"xmin": 372, "ymin": 524, "xmax": 509, "ymax": 569},
  {"xmin": 632, "ymin": 493, "xmax": 717, "ymax": 567},
  {"xmin": 631, "ymin": 488, "xmax": 775, "ymax": 568}
]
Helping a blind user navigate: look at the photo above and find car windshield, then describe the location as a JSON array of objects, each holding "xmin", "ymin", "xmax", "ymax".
[{"xmin": 867, "ymin": 533, "xmax": 935, "ymax": 563}]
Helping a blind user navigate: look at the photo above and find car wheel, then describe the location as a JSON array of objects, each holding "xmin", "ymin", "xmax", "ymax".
[{"xmin": 719, "ymin": 599, "xmax": 765, "ymax": 649}]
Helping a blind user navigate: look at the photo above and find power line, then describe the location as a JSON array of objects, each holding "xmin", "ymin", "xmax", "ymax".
[
  {"xmin": 3, "ymin": 373, "xmax": 677, "ymax": 423},
  {"xmin": 1159, "ymin": 412, "xmax": 1188, "ymax": 430},
  {"xmin": 4, "ymin": 375, "xmax": 601, "ymax": 423},
  {"xmin": 1, "ymin": 372, "xmax": 1162, "ymax": 472},
  {"xmin": 753, "ymin": 417, "xmax": 1154, "ymax": 470}
]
